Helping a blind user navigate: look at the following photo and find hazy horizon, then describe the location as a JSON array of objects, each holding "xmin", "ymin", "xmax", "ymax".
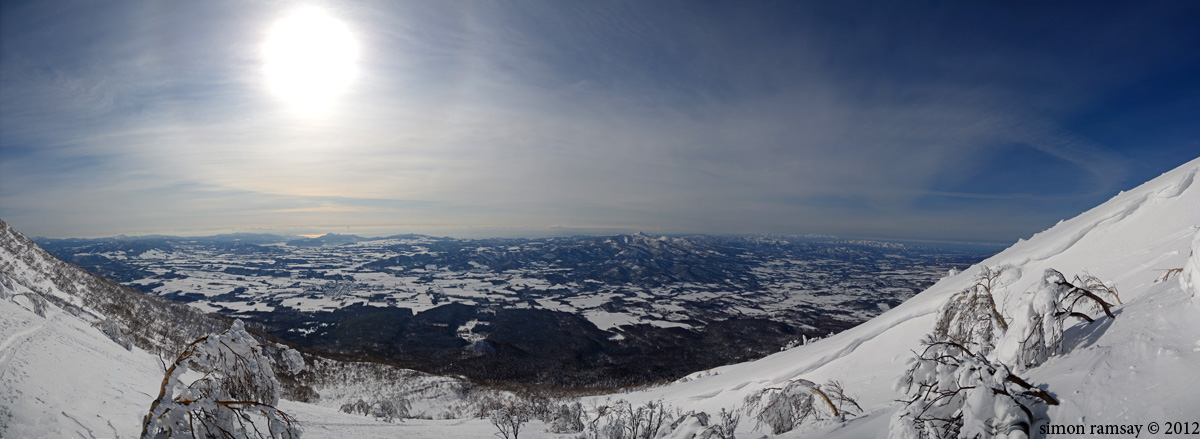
[{"xmin": 22, "ymin": 222, "xmax": 1014, "ymax": 253}]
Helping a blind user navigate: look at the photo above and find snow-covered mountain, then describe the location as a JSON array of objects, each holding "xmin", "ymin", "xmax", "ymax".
[
  {"xmin": 2, "ymin": 156, "xmax": 1198, "ymax": 438},
  {"xmin": 0, "ymin": 218, "xmax": 232, "ymax": 437},
  {"xmin": 616, "ymin": 156, "xmax": 1200, "ymax": 437},
  {"xmin": 0, "ymin": 218, "xmax": 483, "ymax": 437},
  {"xmin": 1, "ymin": 218, "xmax": 229, "ymax": 357}
]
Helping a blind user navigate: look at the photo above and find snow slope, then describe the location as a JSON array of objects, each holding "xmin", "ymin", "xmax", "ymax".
[
  {"xmin": 612, "ymin": 157, "xmax": 1200, "ymax": 437},
  {"xmin": 0, "ymin": 283, "xmax": 163, "ymax": 438},
  {"xmin": 0, "ymin": 291, "xmax": 497, "ymax": 439}
]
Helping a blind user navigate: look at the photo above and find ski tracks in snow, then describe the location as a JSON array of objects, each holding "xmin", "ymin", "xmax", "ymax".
[{"xmin": 0, "ymin": 305, "xmax": 55, "ymax": 375}]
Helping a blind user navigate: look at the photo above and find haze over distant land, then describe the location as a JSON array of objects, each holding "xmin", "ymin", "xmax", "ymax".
[{"xmin": 2, "ymin": 1, "xmax": 1198, "ymax": 242}]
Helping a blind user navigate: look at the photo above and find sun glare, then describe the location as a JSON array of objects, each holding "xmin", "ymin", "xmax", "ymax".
[{"xmin": 262, "ymin": 7, "xmax": 358, "ymax": 113}]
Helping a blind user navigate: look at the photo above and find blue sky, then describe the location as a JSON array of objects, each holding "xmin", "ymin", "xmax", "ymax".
[{"xmin": 1, "ymin": 0, "xmax": 1198, "ymax": 243}]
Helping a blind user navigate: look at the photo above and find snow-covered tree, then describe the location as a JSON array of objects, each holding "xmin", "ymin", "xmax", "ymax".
[
  {"xmin": 743, "ymin": 379, "xmax": 861, "ymax": 434},
  {"xmin": 261, "ymin": 343, "xmax": 306, "ymax": 376},
  {"xmin": 995, "ymin": 269, "xmax": 1116, "ymax": 370},
  {"xmin": 140, "ymin": 320, "xmax": 300, "ymax": 439},
  {"xmin": 489, "ymin": 398, "xmax": 532, "ymax": 439},
  {"xmin": 0, "ymin": 272, "xmax": 49, "ymax": 317},
  {"xmin": 1182, "ymin": 229, "xmax": 1200, "ymax": 298},
  {"xmin": 932, "ymin": 266, "xmax": 1011, "ymax": 356},
  {"xmin": 1071, "ymin": 272, "xmax": 1122, "ymax": 308},
  {"xmin": 660, "ymin": 409, "xmax": 739, "ymax": 439},
  {"xmin": 617, "ymin": 400, "xmax": 672, "ymax": 439},
  {"xmin": 547, "ymin": 401, "xmax": 585, "ymax": 434},
  {"xmin": 579, "ymin": 399, "xmax": 681, "ymax": 439},
  {"xmin": 339, "ymin": 397, "xmax": 410, "ymax": 423},
  {"xmin": 582, "ymin": 398, "xmax": 632, "ymax": 439},
  {"xmin": 96, "ymin": 318, "xmax": 134, "ymax": 351},
  {"xmin": 891, "ymin": 337, "xmax": 1057, "ymax": 439},
  {"xmin": 890, "ymin": 266, "xmax": 1115, "ymax": 439}
]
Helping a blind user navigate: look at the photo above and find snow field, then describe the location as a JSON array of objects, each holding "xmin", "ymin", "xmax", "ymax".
[{"xmin": 0, "ymin": 298, "xmax": 163, "ymax": 438}]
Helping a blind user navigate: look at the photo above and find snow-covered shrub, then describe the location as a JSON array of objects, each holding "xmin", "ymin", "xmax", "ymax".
[
  {"xmin": 261, "ymin": 343, "xmax": 315, "ymax": 403},
  {"xmin": 1181, "ymin": 229, "xmax": 1200, "ymax": 298},
  {"xmin": 660, "ymin": 409, "xmax": 739, "ymax": 439},
  {"xmin": 743, "ymin": 379, "xmax": 860, "ymax": 434},
  {"xmin": 468, "ymin": 390, "xmax": 512, "ymax": 419},
  {"xmin": 140, "ymin": 320, "xmax": 300, "ymax": 439},
  {"xmin": 521, "ymin": 391, "xmax": 555, "ymax": 421},
  {"xmin": 0, "ymin": 271, "xmax": 13, "ymax": 300},
  {"xmin": 995, "ymin": 269, "xmax": 1117, "ymax": 370},
  {"xmin": 96, "ymin": 318, "xmax": 134, "ymax": 351},
  {"xmin": 547, "ymin": 401, "xmax": 585, "ymax": 433},
  {"xmin": 932, "ymin": 266, "xmax": 1011, "ymax": 356},
  {"xmin": 582, "ymin": 398, "xmax": 633, "ymax": 439},
  {"xmin": 708, "ymin": 408, "xmax": 740, "ymax": 439},
  {"xmin": 1072, "ymin": 272, "xmax": 1122, "ymax": 307},
  {"xmin": 339, "ymin": 397, "xmax": 410, "ymax": 423},
  {"xmin": 1, "ymin": 272, "xmax": 49, "ymax": 317},
  {"xmin": 371, "ymin": 398, "xmax": 410, "ymax": 423},
  {"xmin": 662, "ymin": 413, "xmax": 709, "ymax": 439},
  {"xmin": 583, "ymin": 398, "xmax": 625, "ymax": 439},
  {"xmin": 624, "ymin": 400, "xmax": 673, "ymax": 439},
  {"xmin": 340, "ymin": 399, "xmax": 371, "ymax": 417},
  {"xmin": 262, "ymin": 343, "xmax": 306, "ymax": 375},
  {"xmin": 489, "ymin": 399, "xmax": 532, "ymax": 439},
  {"xmin": 780, "ymin": 334, "xmax": 827, "ymax": 351},
  {"xmin": 13, "ymin": 291, "xmax": 49, "ymax": 317},
  {"xmin": 891, "ymin": 266, "xmax": 1119, "ymax": 439},
  {"xmin": 891, "ymin": 337, "xmax": 1057, "ymax": 439},
  {"xmin": 581, "ymin": 399, "xmax": 676, "ymax": 439}
]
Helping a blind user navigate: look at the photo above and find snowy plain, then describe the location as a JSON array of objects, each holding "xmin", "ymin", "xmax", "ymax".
[{"xmin": 39, "ymin": 230, "xmax": 975, "ymax": 344}]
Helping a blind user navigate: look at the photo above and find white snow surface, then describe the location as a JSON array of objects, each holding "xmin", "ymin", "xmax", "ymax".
[
  {"xmin": 2, "ymin": 157, "xmax": 1199, "ymax": 438},
  {"xmin": 0, "ymin": 294, "xmax": 164, "ymax": 438}
]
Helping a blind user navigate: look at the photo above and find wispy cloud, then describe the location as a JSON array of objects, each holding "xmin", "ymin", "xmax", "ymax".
[{"xmin": 3, "ymin": 0, "xmax": 1197, "ymax": 241}]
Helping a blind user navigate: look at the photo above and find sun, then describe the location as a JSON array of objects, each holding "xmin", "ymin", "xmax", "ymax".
[{"xmin": 262, "ymin": 7, "xmax": 358, "ymax": 113}]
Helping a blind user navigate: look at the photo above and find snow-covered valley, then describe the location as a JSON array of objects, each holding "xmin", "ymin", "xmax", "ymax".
[{"xmin": 33, "ymin": 231, "xmax": 985, "ymax": 386}]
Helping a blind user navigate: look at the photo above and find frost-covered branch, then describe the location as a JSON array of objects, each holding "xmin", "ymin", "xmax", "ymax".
[
  {"xmin": 996, "ymin": 269, "xmax": 1119, "ymax": 370},
  {"xmin": 1074, "ymin": 272, "xmax": 1122, "ymax": 305},
  {"xmin": 744, "ymin": 378, "xmax": 861, "ymax": 434},
  {"xmin": 932, "ymin": 266, "xmax": 1012, "ymax": 356},
  {"xmin": 489, "ymin": 398, "xmax": 532, "ymax": 439},
  {"xmin": 891, "ymin": 337, "xmax": 1056, "ymax": 439},
  {"xmin": 140, "ymin": 320, "xmax": 301, "ymax": 439}
]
